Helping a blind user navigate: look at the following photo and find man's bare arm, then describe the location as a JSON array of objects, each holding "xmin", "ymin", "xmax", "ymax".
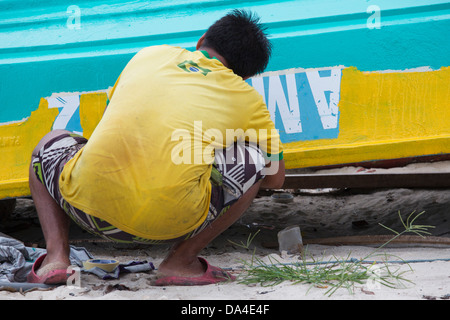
[{"xmin": 260, "ymin": 159, "xmax": 285, "ymax": 189}]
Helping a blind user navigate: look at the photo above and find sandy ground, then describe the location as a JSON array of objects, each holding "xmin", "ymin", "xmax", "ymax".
[{"xmin": 0, "ymin": 162, "xmax": 449, "ymax": 302}]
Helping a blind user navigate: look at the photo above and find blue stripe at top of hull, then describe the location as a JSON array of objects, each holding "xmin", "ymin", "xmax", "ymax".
[{"xmin": 1, "ymin": 0, "xmax": 449, "ymax": 122}]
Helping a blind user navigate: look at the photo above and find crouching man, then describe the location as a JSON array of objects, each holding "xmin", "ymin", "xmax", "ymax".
[{"xmin": 28, "ymin": 9, "xmax": 284, "ymax": 285}]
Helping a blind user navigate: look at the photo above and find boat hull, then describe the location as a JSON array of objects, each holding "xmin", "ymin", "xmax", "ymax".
[{"xmin": 1, "ymin": 0, "xmax": 449, "ymax": 198}]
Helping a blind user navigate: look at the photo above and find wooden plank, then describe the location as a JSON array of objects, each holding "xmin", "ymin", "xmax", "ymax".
[{"xmin": 282, "ymin": 172, "xmax": 450, "ymax": 189}]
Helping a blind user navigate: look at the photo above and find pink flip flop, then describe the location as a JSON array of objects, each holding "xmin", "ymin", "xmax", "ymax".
[
  {"xmin": 27, "ymin": 254, "xmax": 74, "ymax": 285},
  {"xmin": 154, "ymin": 257, "xmax": 235, "ymax": 286}
]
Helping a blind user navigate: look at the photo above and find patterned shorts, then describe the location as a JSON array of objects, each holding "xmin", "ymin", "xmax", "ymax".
[{"xmin": 31, "ymin": 132, "xmax": 266, "ymax": 244}]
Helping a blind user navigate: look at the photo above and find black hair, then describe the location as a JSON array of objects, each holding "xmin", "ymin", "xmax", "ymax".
[{"xmin": 202, "ymin": 9, "xmax": 272, "ymax": 78}]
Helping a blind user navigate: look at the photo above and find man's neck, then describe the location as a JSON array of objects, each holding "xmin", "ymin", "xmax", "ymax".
[{"xmin": 199, "ymin": 46, "xmax": 229, "ymax": 68}]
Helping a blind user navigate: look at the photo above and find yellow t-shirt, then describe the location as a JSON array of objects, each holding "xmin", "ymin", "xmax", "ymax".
[{"xmin": 59, "ymin": 45, "xmax": 282, "ymax": 240}]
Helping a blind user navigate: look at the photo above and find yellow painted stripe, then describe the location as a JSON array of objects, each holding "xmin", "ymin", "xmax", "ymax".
[
  {"xmin": 0, "ymin": 99, "xmax": 58, "ymax": 199},
  {"xmin": 284, "ymin": 67, "xmax": 450, "ymax": 169},
  {"xmin": 1, "ymin": 67, "xmax": 450, "ymax": 197},
  {"xmin": 79, "ymin": 93, "xmax": 107, "ymax": 139}
]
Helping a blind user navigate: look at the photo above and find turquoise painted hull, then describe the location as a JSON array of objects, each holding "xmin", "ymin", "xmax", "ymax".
[{"xmin": 1, "ymin": 0, "xmax": 449, "ymax": 123}]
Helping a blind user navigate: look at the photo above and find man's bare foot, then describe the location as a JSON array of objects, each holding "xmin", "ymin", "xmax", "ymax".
[
  {"xmin": 36, "ymin": 255, "xmax": 70, "ymax": 277},
  {"xmin": 157, "ymin": 256, "xmax": 206, "ymax": 279}
]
